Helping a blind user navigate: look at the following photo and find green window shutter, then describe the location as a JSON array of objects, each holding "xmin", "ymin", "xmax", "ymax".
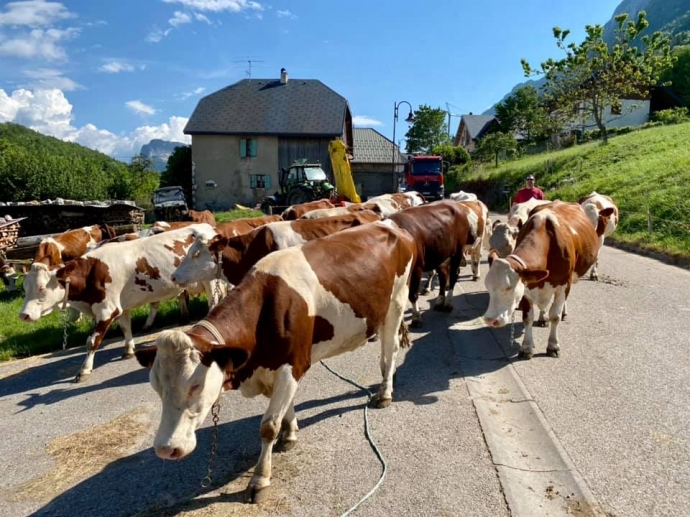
[
  {"xmin": 249, "ymin": 139, "xmax": 258, "ymax": 157},
  {"xmin": 265, "ymin": 175, "xmax": 272, "ymax": 189},
  {"xmin": 249, "ymin": 174, "xmax": 256, "ymax": 188},
  {"xmin": 240, "ymin": 139, "xmax": 247, "ymax": 158}
]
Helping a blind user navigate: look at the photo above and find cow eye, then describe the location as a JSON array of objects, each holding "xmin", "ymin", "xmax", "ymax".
[
  {"xmin": 192, "ymin": 250, "xmax": 200, "ymax": 259},
  {"xmin": 38, "ymin": 286, "xmax": 47, "ymax": 295},
  {"xmin": 188, "ymin": 384, "xmax": 200, "ymax": 397}
]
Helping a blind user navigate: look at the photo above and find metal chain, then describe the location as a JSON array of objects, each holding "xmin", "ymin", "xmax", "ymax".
[
  {"xmin": 61, "ymin": 306, "xmax": 69, "ymax": 351},
  {"xmin": 212, "ymin": 252, "xmax": 224, "ymax": 306},
  {"xmin": 200, "ymin": 400, "xmax": 221, "ymax": 488},
  {"xmin": 509, "ymin": 310, "xmax": 516, "ymax": 351}
]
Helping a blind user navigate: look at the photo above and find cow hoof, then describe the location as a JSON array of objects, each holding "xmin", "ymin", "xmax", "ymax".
[
  {"xmin": 367, "ymin": 335, "xmax": 378, "ymax": 342},
  {"xmin": 244, "ymin": 484, "xmax": 270, "ymax": 504},
  {"xmin": 370, "ymin": 395, "xmax": 392, "ymax": 409},
  {"xmin": 274, "ymin": 439, "xmax": 298, "ymax": 453},
  {"xmin": 534, "ymin": 320, "xmax": 548, "ymax": 328},
  {"xmin": 561, "ymin": 314, "xmax": 567, "ymax": 321},
  {"xmin": 472, "ymin": 276, "xmax": 480, "ymax": 282},
  {"xmin": 547, "ymin": 347, "xmax": 560, "ymax": 358},
  {"xmin": 121, "ymin": 352, "xmax": 134, "ymax": 360},
  {"xmin": 420, "ymin": 288, "xmax": 430, "ymax": 295},
  {"xmin": 517, "ymin": 350, "xmax": 533, "ymax": 360},
  {"xmin": 74, "ymin": 372, "xmax": 90, "ymax": 383},
  {"xmin": 410, "ymin": 319, "xmax": 423, "ymax": 329}
]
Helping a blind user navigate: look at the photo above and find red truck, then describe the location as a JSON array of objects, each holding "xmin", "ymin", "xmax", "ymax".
[{"xmin": 402, "ymin": 155, "xmax": 445, "ymax": 200}]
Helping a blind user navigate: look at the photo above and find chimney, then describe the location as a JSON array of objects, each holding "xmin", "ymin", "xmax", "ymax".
[{"xmin": 280, "ymin": 68, "xmax": 288, "ymax": 84}]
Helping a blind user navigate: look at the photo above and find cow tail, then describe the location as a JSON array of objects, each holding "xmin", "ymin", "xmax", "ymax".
[{"xmin": 399, "ymin": 320, "xmax": 411, "ymax": 348}]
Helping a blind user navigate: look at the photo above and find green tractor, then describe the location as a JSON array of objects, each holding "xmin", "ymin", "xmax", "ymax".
[{"xmin": 260, "ymin": 160, "xmax": 335, "ymax": 214}]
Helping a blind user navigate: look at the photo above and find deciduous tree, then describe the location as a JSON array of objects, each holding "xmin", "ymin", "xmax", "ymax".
[
  {"xmin": 405, "ymin": 105, "xmax": 450, "ymax": 153},
  {"xmin": 522, "ymin": 11, "xmax": 675, "ymax": 143}
]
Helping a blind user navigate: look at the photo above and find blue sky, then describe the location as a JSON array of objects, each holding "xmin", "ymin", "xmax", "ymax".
[{"xmin": 0, "ymin": 0, "xmax": 623, "ymax": 160}]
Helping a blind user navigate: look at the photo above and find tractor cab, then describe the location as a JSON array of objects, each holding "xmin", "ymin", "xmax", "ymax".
[{"xmin": 261, "ymin": 160, "xmax": 335, "ymax": 213}]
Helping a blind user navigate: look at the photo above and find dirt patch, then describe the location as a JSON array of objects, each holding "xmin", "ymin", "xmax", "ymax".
[
  {"xmin": 6, "ymin": 407, "xmax": 151, "ymax": 503},
  {"xmin": 595, "ymin": 274, "xmax": 627, "ymax": 287}
]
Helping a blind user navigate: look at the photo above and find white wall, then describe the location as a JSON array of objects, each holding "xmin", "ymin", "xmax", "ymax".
[{"xmin": 570, "ymin": 99, "xmax": 651, "ymax": 131}]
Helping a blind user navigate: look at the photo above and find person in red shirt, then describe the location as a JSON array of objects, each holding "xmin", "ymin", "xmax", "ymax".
[{"xmin": 512, "ymin": 174, "xmax": 545, "ymax": 205}]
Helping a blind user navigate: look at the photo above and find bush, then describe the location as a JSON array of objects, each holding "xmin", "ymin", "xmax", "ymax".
[
  {"xmin": 430, "ymin": 144, "xmax": 471, "ymax": 165},
  {"xmin": 650, "ymin": 107, "xmax": 690, "ymax": 125}
]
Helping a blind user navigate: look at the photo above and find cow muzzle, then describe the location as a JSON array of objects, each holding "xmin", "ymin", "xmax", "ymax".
[{"xmin": 154, "ymin": 445, "xmax": 189, "ymax": 460}]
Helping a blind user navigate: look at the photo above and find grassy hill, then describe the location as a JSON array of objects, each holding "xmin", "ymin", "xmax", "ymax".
[
  {"xmin": 0, "ymin": 122, "xmax": 132, "ymax": 202},
  {"xmin": 456, "ymin": 122, "xmax": 690, "ymax": 260}
]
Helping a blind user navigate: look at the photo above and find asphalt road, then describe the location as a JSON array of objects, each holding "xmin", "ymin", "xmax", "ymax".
[{"xmin": 0, "ymin": 243, "xmax": 687, "ymax": 517}]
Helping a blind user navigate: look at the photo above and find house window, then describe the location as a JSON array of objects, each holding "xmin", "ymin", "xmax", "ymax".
[
  {"xmin": 240, "ymin": 138, "xmax": 258, "ymax": 158},
  {"xmin": 250, "ymin": 174, "xmax": 272, "ymax": 189},
  {"xmin": 611, "ymin": 101, "xmax": 622, "ymax": 115}
]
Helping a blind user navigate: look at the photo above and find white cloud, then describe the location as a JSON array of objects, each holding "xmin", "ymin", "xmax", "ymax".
[
  {"xmin": 126, "ymin": 100, "xmax": 157, "ymax": 116},
  {"xmin": 162, "ymin": 0, "xmax": 263, "ymax": 12},
  {"xmin": 353, "ymin": 115, "xmax": 383, "ymax": 127},
  {"xmin": 194, "ymin": 12, "xmax": 211, "ymax": 24},
  {"xmin": 168, "ymin": 11, "xmax": 191, "ymax": 27},
  {"xmin": 22, "ymin": 67, "xmax": 82, "ymax": 90},
  {"xmin": 178, "ymin": 86, "xmax": 205, "ymax": 99},
  {"xmin": 0, "ymin": 0, "xmax": 75, "ymax": 27},
  {"xmin": 145, "ymin": 27, "xmax": 171, "ymax": 43},
  {"xmin": 0, "ymin": 26, "xmax": 79, "ymax": 60},
  {"xmin": 0, "ymin": 86, "xmax": 190, "ymax": 158},
  {"xmin": 276, "ymin": 9, "xmax": 296, "ymax": 19},
  {"xmin": 99, "ymin": 59, "xmax": 145, "ymax": 73}
]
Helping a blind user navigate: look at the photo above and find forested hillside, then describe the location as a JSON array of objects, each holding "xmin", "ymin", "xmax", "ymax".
[{"xmin": 0, "ymin": 123, "xmax": 157, "ymax": 203}]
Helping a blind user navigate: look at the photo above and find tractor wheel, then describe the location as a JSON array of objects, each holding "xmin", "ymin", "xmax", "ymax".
[{"xmin": 287, "ymin": 189, "xmax": 310, "ymax": 206}]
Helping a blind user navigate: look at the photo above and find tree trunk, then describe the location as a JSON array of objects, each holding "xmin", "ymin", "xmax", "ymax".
[{"xmin": 592, "ymin": 96, "xmax": 608, "ymax": 143}]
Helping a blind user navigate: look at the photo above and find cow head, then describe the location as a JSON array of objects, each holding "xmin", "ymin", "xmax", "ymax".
[
  {"xmin": 135, "ymin": 330, "xmax": 248, "ymax": 460},
  {"xmin": 19, "ymin": 263, "xmax": 65, "ymax": 321},
  {"xmin": 171, "ymin": 230, "xmax": 225, "ymax": 287},
  {"xmin": 483, "ymin": 258, "xmax": 548, "ymax": 328},
  {"xmin": 489, "ymin": 222, "xmax": 521, "ymax": 258},
  {"xmin": 583, "ymin": 203, "xmax": 617, "ymax": 237}
]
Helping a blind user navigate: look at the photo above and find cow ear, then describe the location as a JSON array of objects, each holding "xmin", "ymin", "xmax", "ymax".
[
  {"xmin": 208, "ymin": 235, "xmax": 228, "ymax": 253},
  {"xmin": 516, "ymin": 220, "xmax": 524, "ymax": 231},
  {"xmin": 510, "ymin": 226, "xmax": 520, "ymax": 237},
  {"xmin": 55, "ymin": 264, "xmax": 72, "ymax": 287},
  {"xmin": 492, "ymin": 219, "xmax": 502, "ymax": 230},
  {"xmin": 518, "ymin": 268, "xmax": 549, "ymax": 285},
  {"xmin": 599, "ymin": 207, "xmax": 615, "ymax": 217},
  {"xmin": 135, "ymin": 346, "xmax": 158, "ymax": 369},
  {"xmin": 488, "ymin": 249, "xmax": 499, "ymax": 268},
  {"xmin": 209, "ymin": 346, "xmax": 249, "ymax": 371}
]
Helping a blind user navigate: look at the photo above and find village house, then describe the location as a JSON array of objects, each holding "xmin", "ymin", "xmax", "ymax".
[
  {"xmin": 453, "ymin": 114, "xmax": 499, "ymax": 152},
  {"xmin": 350, "ymin": 128, "xmax": 407, "ymax": 199},
  {"xmin": 184, "ymin": 69, "xmax": 353, "ymax": 210}
]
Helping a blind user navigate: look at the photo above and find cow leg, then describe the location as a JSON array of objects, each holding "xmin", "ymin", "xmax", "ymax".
[
  {"xmin": 470, "ymin": 245, "xmax": 482, "ymax": 281},
  {"xmin": 546, "ymin": 287, "xmax": 568, "ymax": 357},
  {"xmin": 590, "ymin": 235, "xmax": 604, "ymax": 281},
  {"xmin": 178, "ymin": 291, "xmax": 190, "ymax": 322},
  {"xmin": 433, "ymin": 265, "xmax": 450, "ymax": 311},
  {"xmin": 246, "ymin": 365, "xmax": 299, "ymax": 504},
  {"xmin": 118, "ymin": 310, "xmax": 136, "ymax": 359},
  {"xmin": 76, "ymin": 310, "xmax": 120, "ymax": 382},
  {"xmin": 421, "ymin": 271, "xmax": 435, "ymax": 295},
  {"xmin": 518, "ymin": 303, "xmax": 535, "ymax": 359},
  {"xmin": 535, "ymin": 308, "xmax": 548, "ymax": 327},
  {"xmin": 275, "ymin": 400, "xmax": 299, "ymax": 452},
  {"xmin": 409, "ymin": 268, "xmax": 423, "ymax": 328},
  {"xmin": 142, "ymin": 302, "xmax": 159, "ymax": 332},
  {"xmin": 373, "ymin": 281, "xmax": 407, "ymax": 408}
]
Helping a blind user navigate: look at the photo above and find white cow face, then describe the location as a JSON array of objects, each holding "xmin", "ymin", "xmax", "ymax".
[
  {"xmin": 483, "ymin": 259, "xmax": 525, "ymax": 327},
  {"xmin": 136, "ymin": 330, "xmax": 248, "ymax": 460},
  {"xmin": 171, "ymin": 234, "xmax": 225, "ymax": 287},
  {"xmin": 19, "ymin": 263, "xmax": 65, "ymax": 322},
  {"xmin": 483, "ymin": 258, "xmax": 549, "ymax": 327},
  {"xmin": 489, "ymin": 222, "xmax": 520, "ymax": 258}
]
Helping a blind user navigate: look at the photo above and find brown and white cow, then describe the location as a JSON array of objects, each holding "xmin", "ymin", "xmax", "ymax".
[
  {"xmin": 186, "ymin": 209, "xmax": 216, "ymax": 226},
  {"xmin": 449, "ymin": 191, "xmax": 478, "ymax": 202},
  {"xmin": 172, "ymin": 211, "xmax": 381, "ymax": 288},
  {"xmin": 483, "ymin": 201, "xmax": 598, "ymax": 359},
  {"xmin": 578, "ymin": 192, "xmax": 619, "ymax": 281},
  {"xmin": 19, "ymin": 225, "xmax": 221, "ymax": 382},
  {"xmin": 489, "ymin": 198, "xmax": 552, "ymax": 259},
  {"xmin": 281, "ymin": 199, "xmax": 335, "ymax": 220},
  {"xmin": 298, "ymin": 204, "xmax": 380, "ymax": 220},
  {"xmin": 389, "ymin": 200, "xmax": 478, "ymax": 326},
  {"xmin": 135, "ymin": 221, "xmax": 416, "ymax": 502},
  {"xmin": 33, "ymin": 225, "xmax": 115, "ymax": 267}
]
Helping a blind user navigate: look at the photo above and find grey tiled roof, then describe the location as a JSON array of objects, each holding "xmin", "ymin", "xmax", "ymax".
[
  {"xmin": 184, "ymin": 78, "xmax": 350, "ymax": 136},
  {"xmin": 462, "ymin": 115, "xmax": 498, "ymax": 140},
  {"xmin": 352, "ymin": 128, "xmax": 406, "ymax": 164}
]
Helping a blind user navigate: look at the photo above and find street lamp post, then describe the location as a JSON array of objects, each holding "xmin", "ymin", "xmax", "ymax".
[{"xmin": 392, "ymin": 100, "xmax": 415, "ymax": 191}]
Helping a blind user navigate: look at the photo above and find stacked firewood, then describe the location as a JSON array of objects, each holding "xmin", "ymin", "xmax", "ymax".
[{"xmin": 0, "ymin": 217, "xmax": 22, "ymax": 254}]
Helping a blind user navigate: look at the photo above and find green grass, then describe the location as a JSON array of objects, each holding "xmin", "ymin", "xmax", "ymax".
[
  {"xmin": 457, "ymin": 122, "xmax": 690, "ymax": 259},
  {"xmin": 0, "ymin": 209, "xmax": 267, "ymax": 362}
]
